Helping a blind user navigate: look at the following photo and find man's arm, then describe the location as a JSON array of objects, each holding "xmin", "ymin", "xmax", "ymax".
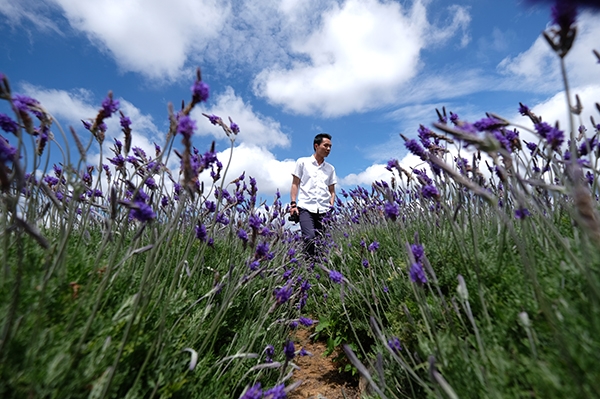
[
  {"xmin": 328, "ymin": 184, "xmax": 336, "ymax": 206},
  {"xmin": 290, "ymin": 175, "xmax": 301, "ymax": 214}
]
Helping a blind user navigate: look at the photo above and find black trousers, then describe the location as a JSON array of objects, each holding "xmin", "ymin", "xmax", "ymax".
[{"xmin": 298, "ymin": 208, "xmax": 324, "ymax": 258}]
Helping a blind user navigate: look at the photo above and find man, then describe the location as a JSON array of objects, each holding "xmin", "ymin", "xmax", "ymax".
[{"xmin": 290, "ymin": 133, "xmax": 337, "ymax": 258}]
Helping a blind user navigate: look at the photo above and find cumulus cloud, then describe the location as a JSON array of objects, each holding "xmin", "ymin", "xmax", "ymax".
[
  {"xmin": 20, "ymin": 83, "xmax": 162, "ymax": 167},
  {"xmin": 19, "ymin": 83, "xmax": 297, "ymax": 199},
  {"xmin": 49, "ymin": 0, "xmax": 229, "ymax": 81},
  {"xmin": 512, "ymin": 84, "xmax": 600, "ymax": 143},
  {"xmin": 340, "ymin": 163, "xmax": 392, "ymax": 187},
  {"xmin": 198, "ymin": 143, "xmax": 296, "ymax": 199},
  {"xmin": 498, "ymin": 11, "xmax": 600, "ymax": 93},
  {"xmin": 253, "ymin": 0, "xmax": 470, "ymax": 117},
  {"xmin": 192, "ymin": 87, "xmax": 290, "ymax": 149}
]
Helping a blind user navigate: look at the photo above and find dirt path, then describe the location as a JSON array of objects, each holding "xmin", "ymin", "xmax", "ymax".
[{"xmin": 288, "ymin": 328, "xmax": 361, "ymax": 399}]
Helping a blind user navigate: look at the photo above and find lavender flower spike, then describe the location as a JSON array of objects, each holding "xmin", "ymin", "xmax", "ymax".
[
  {"xmin": 329, "ymin": 270, "xmax": 343, "ymax": 284},
  {"xmin": 240, "ymin": 383, "xmax": 262, "ymax": 399},
  {"xmin": 191, "ymin": 80, "xmax": 210, "ymax": 103},
  {"xmin": 409, "ymin": 263, "xmax": 427, "ymax": 285},
  {"xmin": 264, "ymin": 384, "xmax": 287, "ymax": 399}
]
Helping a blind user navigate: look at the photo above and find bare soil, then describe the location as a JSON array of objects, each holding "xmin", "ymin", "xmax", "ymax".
[{"xmin": 288, "ymin": 328, "xmax": 361, "ymax": 399}]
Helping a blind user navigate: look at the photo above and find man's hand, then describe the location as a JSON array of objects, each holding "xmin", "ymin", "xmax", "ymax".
[{"xmin": 288, "ymin": 203, "xmax": 300, "ymax": 223}]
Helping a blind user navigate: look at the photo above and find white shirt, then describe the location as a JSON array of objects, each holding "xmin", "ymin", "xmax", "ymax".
[{"xmin": 293, "ymin": 155, "xmax": 337, "ymax": 213}]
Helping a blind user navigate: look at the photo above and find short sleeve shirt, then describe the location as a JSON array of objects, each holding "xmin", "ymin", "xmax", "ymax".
[{"xmin": 293, "ymin": 155, "xmax": 337, "ymax": 213}]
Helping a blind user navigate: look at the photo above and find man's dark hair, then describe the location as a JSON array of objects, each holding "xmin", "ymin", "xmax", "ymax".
[{"xmin": 313, "ymin": 133, "xmax": 332, "ymax": 151}]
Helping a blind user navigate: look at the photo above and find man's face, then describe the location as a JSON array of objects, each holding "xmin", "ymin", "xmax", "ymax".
[{"xmin": 315, "ymin": 138, "xmax": 332, "ymax": 158}]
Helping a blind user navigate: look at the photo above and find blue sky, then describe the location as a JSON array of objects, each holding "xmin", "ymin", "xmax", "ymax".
[{"xmin": 1, "ymin": 0, "xmax": 600, "ymax": 201}]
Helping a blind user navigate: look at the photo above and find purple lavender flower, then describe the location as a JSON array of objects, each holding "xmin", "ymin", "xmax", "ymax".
[
  {"xmin": 515, "ymin": 208, "xmax": 531, "ymax": 219},
  {"xmin": 534, "ymin": 122, "xmax": 553, "ymax": 139},
  {"xmin": 101, "ymin": 95, "xmax": 119, "ymax": 117},
  {"xmin": 384, "ymin": 202, "xmax": 399, "ymax": 221},
  {"xmin": 579, "ymin": 137, "xmax": 597, "ymax": 155},
  {"xmin": 207, "ymin": 114, "xmax": 221, "ymax": 125},
  {"xmin": 248, "ymin": 214, "xmax": 262, "ymax": 230},
  {"xmin": 299, "ymin": 317, "xmax": 314, "ymax": 327},
  {"xmin": 204, "ymin": 201, "xmax": 216, "ymax": 213},
  {"xmin": 299, "ymin": 347, "xmax": 309, "ymax": 356},
  {"xmin": 418, "ymin": 125, "xmax": 433, "ymax": 148},
  {"xmin": 82, "ymin": 171, "xmax": 92, "ymax": 186},
  {"xmin": 264, "ymin": 384, "xmax": 286, "ymax": 399},
  {"xmin": 43, "ymin": 175, "xmax": 59, "ymax": 186},
  {"xmin": 249, "ymin": 260, "xmax": 260, "ymax": 271},
  {"xmin": 109, "ymin": 154, "xmax": 126, "ymax": 168},
  {"xmin": 216, "ymin": 212, "xmax": 229, "ymax": 225},
  {"xmin": 449, "ymin": 112, "xmax": 459, "ymax": 124},
  {"xmin": 275, "ymin": 285, "xmax": 292, "ymax": 304},
  {"xmin": 255, "ymin": 242, "xmax": 270, "ymax": 259},
  {"xmin": 240, "ymin": 383, "xmax": 262, "ymax": 399},
  {"xmin": 12, "ymin": 94, "xmax": 39, "ymax": 113},
  {"xmin": 493, "ymin": 130, "xmax": 512, "ymax": 152},
  {"xmin": 237, "ymin": 228, "xmax": 249, "ymax": 243},
  {"xmin": 130, "ymin": 201, "xmax": 156, "ymax": 222},
  {"xmin": 546, "ymin": 126, "xmax": 564, "ymax": 150},
  {"xmin": 191, "ymin": 80, "xmax": 210, "ymax": 103},
  {"xmin": 525, "ymin": 141, "xmax": 538, "ymax": 155},
  {"xmin": 300, "ymin": 280, "xmax": 311, "ymax": 292},
  {"xmin": 195, "ymin": 223, "xmax": 207, "ymax": 242},
  {"xmin": 386, "ymin": 158, "xmax": 399, "ymax": 171},
  {"xmin": 362, "ymin": 258, "xmax": 369, "ymax": 268},
  {"xmin": 0, "ymin": 113, "xmax": 18, "ymax": 134},
  {"xmin": 457, "ymin": 121, "xmax": 478, "ymax": 135},
  {"xmin": 161, "ymin": 195, "xmax": 169, "ymax": 207},
  {"xmin": 518, "ymin": 103, "xmax": 530, "ymax": 116},
  {"xmin": 329, "ymin": 270, "xmax": 343, "ymax": 284},
  {"xmin": 421, "ymin": 184, "xmax": 439, "ymax": 200},
  {"xmin": 230, "ymin": 121, "xmax": 240, "ymax": 135},
  {"xmin": 409, "ymin": 263, "xmax": 427, "ymax": 285},
  {"xmin": 283, "ymin": 340, "xmax": 295, "ymax": 360},
  {"xmin": 177, "ymin": 114, "xmax": 196, "ymax": 139},
  {"xmin": 388, "ymin": 337, "xmax": 402, "ymax": 354},
  {"xmin": 473, "ymin": 116, "xmax": 504, "ymax": 132},
  {"xmin": 132, "ymin": 147, "xmax": 146, "ymax": 159},
  {"xmin": 120, "ymin": 114, "xmax": 131, "ymax": 130},
  {"xmin": 265, "ymin": 345, "xmax": 274, "ymax": 363},
  {"xmin": 368, "ymin": 241, "xmax": 379, "ymax": 252},
  {"xmin": 551, "ymin": 1, "xmax": 577, "ymax": 29},
  {"xmin": 586, "ymin": 171, "xmax": 594, "ymax": 186},
  {"xmin": 145, "ymin": 177, "xmax": 158, "ymax": 190},
  {"xmin": 410, "ymin": 244, "xmax": 424, "ymax": 262},
  {"xmin": 405, "ymin": 139, "xmax": 427, "ymax": 160}
]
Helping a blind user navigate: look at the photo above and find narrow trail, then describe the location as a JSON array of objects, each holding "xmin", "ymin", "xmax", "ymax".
[{"xmin": 288, "ymin": 328, "xmax": 361, "ymax": 399}]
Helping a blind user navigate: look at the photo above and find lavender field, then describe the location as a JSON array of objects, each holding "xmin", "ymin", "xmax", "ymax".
[{"xmin": 1, "ymin": 2, "xmax": 600, "ymax": 398}]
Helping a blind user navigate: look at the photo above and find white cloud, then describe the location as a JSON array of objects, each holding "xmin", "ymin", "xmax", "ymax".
[
  {"xmin": 20, "ymin": 84, "xmax": 97, "ymax": 124},
  {"xmin": 20, "ymin": 84, "xmax": 163, "ymax": 169},
  {"xmin": 192, "ymin": 87, "xmax": 290, "ymax": 149},
  {"xmin": 253, "ymin": 0, "xmax": 470, "ymax": 117},
  {"xmin": 498, "ymin": 11, "xmax": 600, "ymax": 93},
  {"xmin": 50, "ymin": 0, "xmax": 229, "ymax": 81},
  {"xmin": 198, "ymin": 143, "xmax": 296, "ymax": 199},
  {"xmin": 0, "ymin": 0, "xmax": 61, "ymax": 33},
  {"xmin": 512, "ymin": 84, "xmax": 600, "ymax": 142},
  {"xmin": 341, "ymin": 163, "xmax": 392, "ymax": 187}
]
